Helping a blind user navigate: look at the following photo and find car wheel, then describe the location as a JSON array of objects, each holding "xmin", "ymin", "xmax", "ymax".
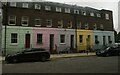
[
  {"xmin": 12, "ymin": 58, "xmax": 18, "ymax": 63},
  {"xmin": 106, "ymin": 53, "xmax": 109, "ymax": 57},
  {"xmin": 41, "ymin": 56, "xmax": 46, "ymax": 62}
]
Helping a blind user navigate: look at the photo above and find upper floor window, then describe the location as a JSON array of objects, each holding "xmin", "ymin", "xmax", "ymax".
[
  {"xmin": 10, "ymin": 2, "xmax": 16, "ymax": 7},
  {"xmin": 45, "ymin": 6, "xmax": 51, "ymax": 11},
  {"xmin": 35, "ymin": 19, "xmax": 41, "ymax": 26},
  {"xmin": 100, "ymin": 24, "xmax": 104, "ymax": 29},
  {"xmin": 65, "ymin": 8, "xmax": 70, "ymax": 13},
  {"xmin": 85, "ymin": 23, "xmax": 89, "ymax": 29},
  {"xmin": 56, "ymin": 7, "xmax": 62, "ymax": 12},
  {"xmin": 8, "ymin": 15, "xmax": 16, "ymax": 25},
  {"xmin": 90, "ymin": 12, "xmax": 94, "ymax": 16},
  {"xmin": 74, "ymin": 10, "xmax": 79, "ymax": 14},
  {"xmin": 22, "ymin": 3, "xmax": 28, "ymax": 8},
  {"xmin": 108, "ymin": 36, "xmax": 112, "ymax": 43},
  {"xmin": 58, "ymin": 20, "xmax": 63, "ymax": 28},
  {"xmin": 82, "ymin": 11, "xmax": 86, "ymax": 16},
  {"xmin": 46, "ymin": 19, "xmax": 52, "ymax": 27},
  {"xmin": 35, "ymin": 4, "xmax": 41, "ymax": 9},
  {"xmin": 68, "ymin": 21, "xmax": 72, "ymax": 28},
  {"xmin": 77, "ymin": 21, "xmax": 81, "ymax": 29},
  {"xmin": 105, "ymin": 14, "xmax": 109, "ymax": 20},
  {"xmin": 93, "ymin": 23, "xmax": 97, "ymax": 30},
  {"xmin": 21, "ymin": 16, "xmax": 29, "ymax": 26},
  {"xmin": 11, "ymin": 33, "xmax": 18, "ymax": 45},
  {"xmin": 97, "ymin": 13, "xmax": 101, "ymax": 17}
]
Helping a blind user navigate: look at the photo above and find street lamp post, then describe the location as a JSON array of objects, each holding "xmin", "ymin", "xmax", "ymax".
[{"xmin": 0, "ymin": 1, "xmax": 7, "ymax": 56}]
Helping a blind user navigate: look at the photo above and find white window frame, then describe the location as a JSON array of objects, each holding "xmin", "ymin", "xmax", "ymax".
[
  {"xmin": 22, "ymin": 3, "xmax": 28, "ymax": 8},
  {"xmin": 90, "ymin": 12, "xmax": 94, "ymax": 16},
  {"xmin": 45, "ymin": 6, "xmax": 51, "ymax": 11},
  {"xmin": 37, "ymin": 34, "xmax": 42, "ymax": 44},
  {"xmin": 97, "ymin": 13, "xmax": 101, "ymax": 17},
  {"xmin": 46, "ymin": 19, "xmax": 52, "ymax": 27},
  {"xmin": 21, "ymin": 16, "xmax": 29, "ymax": 26},
  {"xmin": 85, "ymin": 23, "xmax": 89, "ymax": 29},
  {"xmin": 100, "ymin": 24, "xmax": 104, "ymax": 29},
  {"xmin": 8, "ymin": 15, "xmax": 16, "ymax": 25},
  {"xmin": 77, "ymin": 21, "xmax": 81, "ymax": 29},
  {"xmin": 56, "ymin": 7, "xmax": 62, "ymax": 12},
  {"xmin": 82, "ymin": 11, "xmax": 86, "ymax": 16},
  {"xmin": 10, "ymin": 2, "xmax": 16, "ymax": 7},
  {"xmin": 74, "ymin": 10, "xmax": 79, "ymax": 14},
  {"xmin": 93, "ymin": 23, "xmax": 97, "ymax": 30},
  {"xmin": 68, "ymin": 21, "xmax": 72, "ymax": 28},
  {"xmin": 105, "ymin": 13, "xmax": 109, "ymax": 20},
  {"xmin": 10, "ymin": 33, "xmax": 18, "ymax": 45},
  {"xmin": 35, "ymin": 19, "xmax": 41, "ymax": 26},
  {"xmin": 35, "ymin": 4, "xmax": 41, "ymax": 9},
  {"xmin": 65, "ymin": 8, "xmax": 70, "ymax": 13},
  {"xmin": 60, "ymin": 34, "xmax": 65, "ymax": 44},
  {"xmin": 58, "ymin": 20, "xmax": 63, "ymax": 28}
]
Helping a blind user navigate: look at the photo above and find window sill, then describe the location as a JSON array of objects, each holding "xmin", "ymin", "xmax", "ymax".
[
  {"xmin": 10, "ymin": 43, "xmax": 18, "ymax": 46},
  {"xmin": 60, "ymin": 43, "xmax": 66, "ymax": 45}
]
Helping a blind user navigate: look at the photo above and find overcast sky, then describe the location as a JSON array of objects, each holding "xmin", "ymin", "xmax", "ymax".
[{"xmin": 1, "ymin": 0, "xmax": 120, "ymax": 32}]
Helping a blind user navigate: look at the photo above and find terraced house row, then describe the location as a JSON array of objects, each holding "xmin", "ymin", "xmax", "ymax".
[{"xmin": 1, "ymin": 1, "xmax": 115, "ymax": 54}]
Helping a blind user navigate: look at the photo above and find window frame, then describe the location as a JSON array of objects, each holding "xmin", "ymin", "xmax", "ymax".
[
  {"xmin": 58, "ymin": 20, "xmax": 63, "ymax": 28},
  {"xmin": 22, "ymin": 3, "xmax": 28, "ymax": 8},
  {"xmin": 68, "ymin": 21, "xmax": 72, "ymax": 28},
  {"xmin": 85, "ymin": 23, "xmax": 89, "ymax": 29},
  {"xmin": 60, "ymin": 34, "xmax": 65, "ymax": 44},
  {"xmin": 82, "ymin": 11, "xmax": 86, "ymax": 16},
  {"xmin": 8, "ymin": 15, "xmax": 16, "ymax": 25},
  {"xmin": 79, "ymin": 35, "xmax": 83, "ymax": 43},
  {"xmin": 105, "ymin": 13, "xmax": 109, "ymax": 20},
  {"xmin": 74, "ymin": 9, "xmax": 79, "ymax": 14},
  {"xmin": 56, "ymin": 7, "xmax": 62, "ymax": 12},
  {"xmin": 90, "ymin": 12, "xmax": 94, "ymax": 16},
  {"xmin": 46, "ymin": 19, "xmax": 52, "ymax": 27},
  {"xmin": 65, "ymin": 8, "xmax": 70, "ymax": 13},
  {"xmin": 10, "ymin": 33, "xmax": 18, "ymax": 45},
  {"xmin": 77, "ymin": 21, "xmax": 81, "ymax": 29},
  {"xmin": 10, "ymin": 2, "xmax": 16, "ymax": 7},
  {"xmin": 35, "ymin": 19, "xmax": 41, "ymax": 26},
  {"xmin": 97, "ymin": 13, "xmax": 101, "ymax": 17},
  {"xmin": 35, "ymin": 4, "xmax": 41, "ymax": 9},
  {"xmin": 21, "ymin": 16, "xmax": 29, "ymax": 26},
  {"xmin": 45, "ymin": 6, "xmax": 51, "ymax": 11},
  {"xmin": 37, "ymin": 34, "xmax": 42, "ymax": 44},
  {"xmin": 93, "ymin": 23, "xmax": 97, "ymax": 30}
]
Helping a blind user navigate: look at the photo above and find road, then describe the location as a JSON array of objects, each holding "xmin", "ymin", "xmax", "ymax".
[{"xmin": 2, "ymin": 56, "xmax": 119, "ymax": 73}]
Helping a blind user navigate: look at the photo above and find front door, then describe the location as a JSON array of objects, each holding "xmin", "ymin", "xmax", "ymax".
[
  {"xmin": 50, "ymin": 34, "xmax": 54, "ymax": 51},
  {"xmin": 70, "ymin": 35, "xmax": 74, "ymax": 49},
  {"xmin": 25, "ymin": 34, "xmax": 30, "ymax": 48},
  {"xmin": 103, "ymin": 36, "xmax": 106, "ymax": 46}
]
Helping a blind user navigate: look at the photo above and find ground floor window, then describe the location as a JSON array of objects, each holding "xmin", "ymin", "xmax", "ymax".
[
  {"xmin": 60, "ymin": 35, "xmax": 65, "ymax": 44},
  {"xmin": 11, "ymin": 33, "xmax": 18, "ymax": 44},
  {"xmin": 37, "ymin": 34, "xmax": 42, "ymax": 44}
]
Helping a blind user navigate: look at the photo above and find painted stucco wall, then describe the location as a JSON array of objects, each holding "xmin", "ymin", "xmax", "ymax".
[
  {"xmin": 32, "ymin": 27, "xmax": 57, "ymax": 51},
  {"xmin": 2, "ymin": 26, "xmax": 32, "ymax": 54},
  {"xmin": 77, "ymin": 30, "xmax": 92, "ymax": 51},
  {"xmin": 56, "ymin": 28, "xmax": 76, "ymax": 53},
  {"xmin": 92, "ymin": 30, "xmax": 115, "ymax": 50}
]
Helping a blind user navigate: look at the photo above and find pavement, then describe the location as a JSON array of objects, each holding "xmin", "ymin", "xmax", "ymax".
[{"xmin": 0, "ymin": 52, "xmax": 96, "ymax": 62}]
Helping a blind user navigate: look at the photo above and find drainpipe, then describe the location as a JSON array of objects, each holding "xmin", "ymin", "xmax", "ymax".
[
  {"xmin": 74, "ymin": 14, "xmax": 77, "ymax": 52},
  {"xmin": 0, "ymin": 2, "xmax": 2, "ymax": 56}
]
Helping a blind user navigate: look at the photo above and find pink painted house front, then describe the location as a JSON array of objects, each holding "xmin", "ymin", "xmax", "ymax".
[{"xmin": 32, "ymin": 27, "xmax": 57, "ymax": 53}]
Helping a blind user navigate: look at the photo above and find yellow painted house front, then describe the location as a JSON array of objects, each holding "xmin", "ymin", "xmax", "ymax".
[{"xmin": 76, "ymin": 29, "xmax": 92, "ymax": 52}]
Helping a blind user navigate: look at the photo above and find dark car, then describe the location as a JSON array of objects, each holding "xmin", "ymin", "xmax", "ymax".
[
  {"xmin": 96, "ymin": 46, "xmax": 120, "ymax": 57},
  {"xmin": 5, "ymin": 48, "xmax": 50, "ymax": 63}
]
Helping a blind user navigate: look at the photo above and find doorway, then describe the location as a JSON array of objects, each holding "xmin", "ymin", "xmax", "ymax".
[{"xmin": 25, "ymin": 34, "xmax": 30, "ymax": 48}]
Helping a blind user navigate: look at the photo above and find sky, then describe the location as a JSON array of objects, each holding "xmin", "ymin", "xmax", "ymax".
[{"xmin": 0, "ymin": 0, "xmax": 120, "ymax": 32}]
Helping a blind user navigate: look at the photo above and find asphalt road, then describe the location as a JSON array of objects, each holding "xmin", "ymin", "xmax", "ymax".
[{"xmin": 2, "ymin": 56, "xmax": 119, "ymax": 73}]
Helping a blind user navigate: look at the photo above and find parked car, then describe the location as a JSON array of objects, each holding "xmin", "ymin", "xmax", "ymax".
[
  {"xmin": 96, "ymin": 46, "xmax": 120, "ymax": 57},
  {"xmin": 5, "ymin": 48, "xmax": 50, "ymax": 63}
]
